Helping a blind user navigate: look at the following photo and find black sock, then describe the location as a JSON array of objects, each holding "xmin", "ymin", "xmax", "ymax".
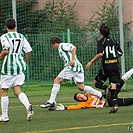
[
  {"xmin": 117, "ymin": 79, "xmax": 125, "ymax": 93},
  {"xmin": 111, "ymin": 90, "xmax": 118, "ymax": 106},
  {"xmin": 117, "ymin": 98, "xmax": 133, "ymax": 106}
]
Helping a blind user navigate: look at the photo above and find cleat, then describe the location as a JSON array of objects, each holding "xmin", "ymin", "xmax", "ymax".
[
  {"xmin": 40, "ymin": 102, "xmax": 55, "ymax": 108},
  {"xmin": 0, "ymin": 115, "xmax": 9, "ymax": 122},
  {"xmin": 109, "ymin": 104, "xmax": 118, "ymax": 113},
  {"xmin": 27, "ymin": 105, "xmax": 34, "ymax": 121}
]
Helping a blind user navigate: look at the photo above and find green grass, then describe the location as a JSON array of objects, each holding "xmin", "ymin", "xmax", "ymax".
[{"xmin": 0, "ymin": 82, "xmax": 133, "ymax": 133}]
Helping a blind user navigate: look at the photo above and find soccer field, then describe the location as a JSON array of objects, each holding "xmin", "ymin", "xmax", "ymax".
[{"xmin": 0, "ymin": 84, "xmax": 133, "ymax": 133}]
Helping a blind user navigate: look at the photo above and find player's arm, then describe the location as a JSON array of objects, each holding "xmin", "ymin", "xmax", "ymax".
[
  {"xmin": 115, "ymin": 41, "xmax": 123, "ymax": 58},
  {"xmin": 0, "ymin": 36, "xmax": 10, "ymax": 60},
  {"xmin": 85, "ymin": 53, "xmax": 103, "ymax": 69},
  {"xmin": 69, "ymin": 46, "xmax": 76, "ymax": 66},
  {"xmin": 56, "ymin": 102, "xmax": 87, "ymax": 110},
  {"xmin": 0, "ymin": 49, "xmax": 9, "ymax": 60},
  {"xmin": 25, "ymin": 52, "xmax": 31, "ymax": 64},
  {"xmin": 66, "ymin": 103, "xmax": 86, "ymax": 110}
]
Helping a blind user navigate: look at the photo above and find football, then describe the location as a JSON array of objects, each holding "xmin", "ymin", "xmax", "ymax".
[{"xmin": 48, "ymin": 101, "xmax": 57, "ymax": 111}]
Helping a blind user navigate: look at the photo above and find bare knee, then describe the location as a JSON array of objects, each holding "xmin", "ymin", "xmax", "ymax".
[
  {"xmin": 77, "ymin": 83, "xmax": 85, "ymax": 91},
  {"xmin": 1, "ymin": 89, "xmax": 8, "ymax": 96},
  {"xmin": 54, "ymin": 76, "xmax": 66, "ymax": 84},
  {"xmin": 13, "ymin": 86, "xmax": 22, "ymax": 97}
]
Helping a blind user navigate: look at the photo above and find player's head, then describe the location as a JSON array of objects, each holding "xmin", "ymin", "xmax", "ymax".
[
  {"xmin": 99, "ymin": 23, "xmax": 110, "ymax": 37},
  {"xmin": 74, "ymin": 92, "xmax": 87, "ymax": 102},
  {"xmin": 50, "ymin": 36, "xmax": 62, "ymax": 45},
  {"xmin": 5, "ymin": 18, "xmax": 16, "ymax": 30},
  {"xmin": 50, "ymin": 36, "xmax": 62, "ymax": 50}
]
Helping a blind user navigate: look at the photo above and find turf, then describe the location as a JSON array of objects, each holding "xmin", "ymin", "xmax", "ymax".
[{"xmin": 0, "ymin": 82, "xmax": 133, "ymax": 133}]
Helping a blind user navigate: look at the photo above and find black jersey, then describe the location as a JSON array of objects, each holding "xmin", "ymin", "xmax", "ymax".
[{"xmin": 97, "ymin": 36, "xmax": 123, "ymax": 74}]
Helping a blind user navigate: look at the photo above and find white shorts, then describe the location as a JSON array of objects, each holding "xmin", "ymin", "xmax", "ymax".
[
  {"xmin": 0, "ymin": 73, "xmax": 25, "ymax": 89},
  {"xmin": 58, "ymin": 67, "xmax": 84, "ymax": 83}
]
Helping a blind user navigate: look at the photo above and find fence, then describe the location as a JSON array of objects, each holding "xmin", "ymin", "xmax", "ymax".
[
  {"xmin": 24, "ymin": 30, "xmax": 133, "ymax": 85},
  {"xmin": 0, "ymin": 0, "xmax": 133, "ymax": 97}
]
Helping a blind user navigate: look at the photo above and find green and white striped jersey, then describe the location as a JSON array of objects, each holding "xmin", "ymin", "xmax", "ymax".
[
  {"xmin": 58, "ymin": 43, "xmax": 84, "ymax": 72},
  {"xmin": 0, "ymin": 32, "xmax": 32, "ymax": 75}
]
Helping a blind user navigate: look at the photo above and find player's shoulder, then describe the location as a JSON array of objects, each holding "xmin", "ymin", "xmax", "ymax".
[
  {"xmin": 16, "ymin": 32, "xmax": 25, "ymax": 38},
  {"xmin": 60, "ymin": 43, "xmax": 70, "ymax": 48},
  {"xmin": 1, "ymin": 33, "xmax": 8, "ymax": 38},
  {"xmin": 97, "ymin": 37, "xmax": 105, "ymax": 44},
  {"xmin": 0, "ymin": 33, "xmax": 9, "ymax": 41}
]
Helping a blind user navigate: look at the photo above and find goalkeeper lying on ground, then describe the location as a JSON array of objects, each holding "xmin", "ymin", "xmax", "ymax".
[{"xmin": 55, "ymin": 92, "xmax": 133, "ymax": 110}]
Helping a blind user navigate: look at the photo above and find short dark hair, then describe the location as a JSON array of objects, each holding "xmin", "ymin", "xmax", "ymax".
[
  {"xmin": 74, "ymin": 93, "xmax": 80, "ymax": 102},
  {"xmin": 50, "ymin": 36, "xmax": 62, "ymax": 45},
  {"xmin": 99, "ymin": 23, "xmax": 110, "ymax": 37},
  {"xmin": 5, "ymin": 18, "xmax": 16, "ymax": 30}
]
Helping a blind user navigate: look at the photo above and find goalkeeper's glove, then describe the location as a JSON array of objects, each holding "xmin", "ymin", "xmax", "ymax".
[{"xmin": 55, "ymin": 103, "xmax": 66, "ymax": 110}]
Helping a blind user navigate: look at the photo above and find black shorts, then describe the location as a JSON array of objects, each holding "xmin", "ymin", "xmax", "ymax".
[{"xmin": 95, "ymin": 68, "xmax": 120, "ymax": 84}]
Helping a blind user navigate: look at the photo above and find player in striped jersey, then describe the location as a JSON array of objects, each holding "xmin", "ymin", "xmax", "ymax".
[
  {"xmin": 0, "ymin": 18, "xmax": 34, "ymax": 122},
  {"xmin": 40, "ymin": 36, "xmax": 105, "ymax": 109}
]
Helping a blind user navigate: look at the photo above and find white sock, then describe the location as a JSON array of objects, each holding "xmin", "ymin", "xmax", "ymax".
[
  {"xmin": 18, "ymin": 93, "xmax": 30, "ymax": 110},
  {"xmin": 48, "ymin": 84, "xmax": 60, "ymax": 103},
  {"xmin": 1, "ymin": 96, "xmax": 9, "ymax": 118},
  {"xmin": 122, "ymin": 68, "xmax": 133, "ymax": 81},
  {"xmin": 84, "ymin": 85, "xmax": 102, "ymax": 98}
]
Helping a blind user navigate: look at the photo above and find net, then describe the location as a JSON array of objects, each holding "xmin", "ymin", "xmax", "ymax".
[{"xmin": 0, "ymin": 0, "xmax": 133, "ymax": 86}]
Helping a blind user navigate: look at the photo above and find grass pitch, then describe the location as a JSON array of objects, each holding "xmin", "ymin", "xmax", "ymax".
[{"xmin": 0, "ymin": 82, "xmax": 133, "ymax": 133}]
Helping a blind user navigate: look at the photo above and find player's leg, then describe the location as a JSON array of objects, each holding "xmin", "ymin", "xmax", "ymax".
[
  {"xmin": 13, "ymin": 73, "xmax": 34, "ymax": 121},
  {"xmin": 95, "ymin": 80, "xmax": 108, "ymax": 90},
  {"xmin": 109, "ymin": 74, "xmax": 120, "ymax": 113},
  {"xmin": 40, "ymin": 67, "xmax": 69, "ymax": 108},
  {"xmin": 117, "ymin": 68, "xmax": 133, "ymax": 93},
  {"xmin": 122, "ymin": 68, "xmax": 133, "ymax": 81},
  {"xmin": 108, "ymin": 98, "xmax": 133, "ymax": 106},
  {"xmin": 117, "ymin": 98, "xmax": 133, "ymax": 106},
  {"xmin": 0, "ymin": 75, "xmax": 13, "ymax": 122},
  {"xmin": 46, "ymin": 76, "xmax": 65, "ymax": 103},
  {"xmin": 0, "ymin": 88, "xmax": 9, "ymax": 122},
  {"xmin": 109, "ymin": 83, "xmax": 118, "ymax": 113},
  {"xmin": 94, "ymin": 69, "xmax": 108, "ymax": 90},
  {"xmin": 77, "ymin": 83, "xmax": 103, "ymax": 98},
  {"xmin": 74, "ymin": 72, "xmax": 102, "ymax": 98}
]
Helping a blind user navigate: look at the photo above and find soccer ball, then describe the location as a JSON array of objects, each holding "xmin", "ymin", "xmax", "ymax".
[{"xmin": 48, "ymin": 101, "xmax": 57, "ymax": 111}]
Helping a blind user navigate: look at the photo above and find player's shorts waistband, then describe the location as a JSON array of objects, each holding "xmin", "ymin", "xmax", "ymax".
[{"xmin": 104, "ymin": 59, "xmax": 118, "ymax": 64}]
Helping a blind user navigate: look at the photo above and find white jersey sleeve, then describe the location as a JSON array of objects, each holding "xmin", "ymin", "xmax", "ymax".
[
  {"xmin": 61, "ymin": 43, "xmax": 75, "ymax": 52},
  {"xmin": 0, "ymin": 35, "xmax": 10, "ymax": 50},
  {"xmin": 22, "ymin": 36, "xmax": 32, "ymax": 53}
]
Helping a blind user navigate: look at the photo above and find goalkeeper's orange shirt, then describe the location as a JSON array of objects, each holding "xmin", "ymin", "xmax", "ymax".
[{"xmin": 66, "ymin": 93, "xmax": 105, "ymax": 110}]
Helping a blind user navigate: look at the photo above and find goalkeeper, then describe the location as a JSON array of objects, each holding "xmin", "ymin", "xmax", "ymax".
[{"xmin": 56, "ymin": 92, "xmax": 133, "ymax": 110}]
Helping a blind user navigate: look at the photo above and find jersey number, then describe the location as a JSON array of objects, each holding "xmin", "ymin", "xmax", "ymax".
[
  {"xmin": 105, "ymin": 46, "xmax": 116, "ymax": 58},
  {"xmin": 12, "ymin": 39, "xmax": 21, "ymax": 53}
]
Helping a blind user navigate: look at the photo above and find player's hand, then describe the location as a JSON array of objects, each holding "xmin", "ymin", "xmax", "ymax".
[
  {"xmin": 56, "ymin": 103, "xmax": 65, "ymax": 110},
  {"xmin": 85, "ymin": 62, "xmax": 92, "ymax": 69},
  {"xmin": 69, "ymin": 60, "xmax": 74, "ymax": 66}
]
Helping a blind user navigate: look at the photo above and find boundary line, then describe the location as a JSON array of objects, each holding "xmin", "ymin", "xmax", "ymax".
[{"xmin": 24, "ymin": 122, "xmax": 133, "ymax": 133}]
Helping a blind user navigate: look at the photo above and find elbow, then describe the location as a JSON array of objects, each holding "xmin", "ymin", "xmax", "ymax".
[{"xmin": 97, "ymin": 53, "xmax": 103, "ymax": 58}]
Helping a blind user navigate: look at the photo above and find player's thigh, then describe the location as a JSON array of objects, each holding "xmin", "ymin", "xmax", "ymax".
[
  {"xmin": 0, "ymin": 75, "xmax": 15, "ymax": 88},
  {"xmin": 95, "ymin": 69, "xmax": 108, "ymax": 82},
  {"xmin": 13, "ymin": 73, "xmax": 25, "ymax": 87},
  {"xmin": 54, "ymin": 76, "xmax": 66, "ymax": 84},
  {"xmin": 58, "ymin": 67, "xmax": 76, "ymax": 80},
  {"xmin": 109, "ymin": 74, "xmax": 120, "ymax": 84},
  {"xmin": 73, "ymin": 72, "xmax": 84, "ymax": 83}
]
